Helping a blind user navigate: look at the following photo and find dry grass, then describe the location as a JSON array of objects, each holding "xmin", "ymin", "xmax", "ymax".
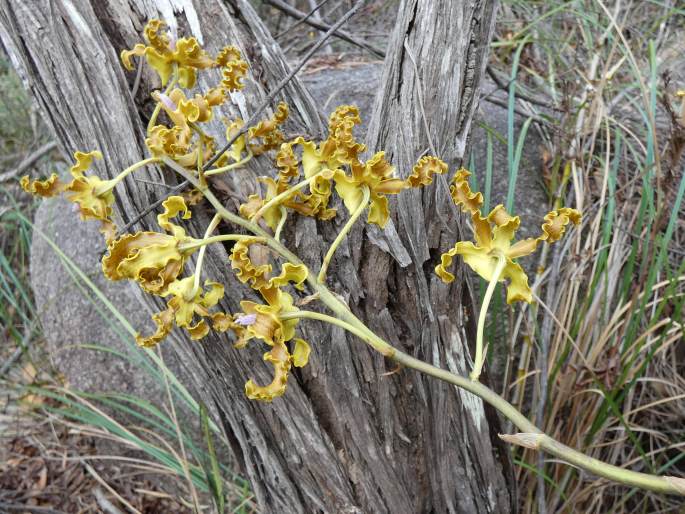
[{"xmin": 488, "ymin": 1, "xmax": 685, "ymax": 512}]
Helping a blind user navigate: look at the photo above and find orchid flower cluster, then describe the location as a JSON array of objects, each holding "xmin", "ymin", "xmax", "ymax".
[{"xmin": 21, "ymin": 20, "xmax": 579, "ymax": 401}]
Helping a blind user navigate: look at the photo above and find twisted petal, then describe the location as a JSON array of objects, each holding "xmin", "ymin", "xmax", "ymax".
[
  {"xmin": 230, "ymin": 239, "xmax": 272, "ymax": 290},
  {"xmin": 406, "ymin": 156, "xmax": 448, "ymax": 188},
  {"xmin": 508, "ymin": 207, "xmax": 582, "ymax": 259},
  {"xmin": 244, "ymin": 340, "xmax": 291, "ymax": 401},
  {"xmin": 450, "ymin": 168, "xmax": 483, "ymax": 214},
  {"xmin": 276, "ymin": 140, "xmax": 300, "ymax": 183},
  {"xmin": 20, "ymin": 173, "xmax": 64, "ymax": 197},
  {"xmin": 102, "ymin": 231, "xmax": 187, "ymax": 294},
  {"xmin": 368, "ymin": 192, "xmax": 390, "ymax": 228},
  {"xmin": 70, "ymin": 150, "xmax": 103, "ymax": 178},
  {"xmin": 291, "ymin": 338, "xmax": 311, "ymax": 368},
  {"xmin": 502, "ymin": 260, "xmax": 532, "ymax": 304},
  {"xmin": 217, "ymin": 45, "xmax": 248, "ymax": 91},
  {"xmin": 136, "ymin": 307, "xmax": 174, "ymax": 347},
  {"xmin": 157, "ymin": 195, "xmax": 191, "ymax": 238},
  {"xmin": 120, "ymin": 44, "xmax": 146, "ymax": 70}
]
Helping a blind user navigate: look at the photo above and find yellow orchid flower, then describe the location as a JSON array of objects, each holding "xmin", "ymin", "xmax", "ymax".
[
  {"xmin": 121, "ymin": 19, "xmax": 215, "ymax": 88},
  {"xmin": 102, "ymin": 196, "xmax": 198, "ymax": 295},
  {"xmin": 136, "ymin": 275, "xmax": 225, "ymax": 346},
  {"xmin": 434, "ymin": 167, "xmax": 581, "ymax": 381},
  {"xmin": 219, "ymin": 239, "xmax": 311, "ymax": 401},
  {"xmin": 332, "ymin": 154, "xmax": 448, "ymax": 229},
  {"xmin": 435, "ymin": 170, "xmax": 581, "ymax": 304},
  {"xmin": 235, "ymin": 288, "xmax": 311, "ymax": 402},
  {"xmin": 22, "ymin": 151, "xmax": 157, "ymax": 242}
]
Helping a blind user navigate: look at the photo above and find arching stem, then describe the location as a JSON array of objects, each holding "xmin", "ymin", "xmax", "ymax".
[
  {"xmin": 471, "ymin": 253, "xmax": 507, "ymax": 382},
  {"xmin": 179, "ymin": 234, "xmax": 264, "ymax": 252},
  {"xmin": 191, "ymin": 214, "xmax": 222, "ymax": 296},
  {"xmin": 204, "ymin": 151, "xmax": 254, "ymax": 177},
  {"xmin": 274, "ymin": 206, "xmax": 287, "ymax": 242},
  {"xmin": 160, "ymin": 156, "xmax": 685, "ymax": 497},
  {"xmin": 318, "ymin": 185, "xmax": 370, "ymax": 283}
]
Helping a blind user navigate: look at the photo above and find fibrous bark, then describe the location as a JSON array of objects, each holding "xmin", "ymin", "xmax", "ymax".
[{"xmin": 0, "ymin": 0, "xmax": 514, "ymax": 512}]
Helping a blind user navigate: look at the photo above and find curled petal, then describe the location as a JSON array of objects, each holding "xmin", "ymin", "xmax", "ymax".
[
  {"xmin": 230, "ymin": 239, "xmax": 272, "ymax": 290},
  {"xmin": 20, "ymin": 173, "xmax": 65, "ymax": 197},
  {"xmin": 436, "ymin": 241, "xmax": 497, "ymax": 283},
  {"xmin": 244, "ymin": 340, "xmax": 291, "ymax": 402},
  {"xmin": 144, "ymin": 19, "xmax": 169, "ymax": 52},
  {"xmin": 367, "ymin": 193, "xmax": 390, "ymax": 228},
  {"xmin": 157, "ymin": 195, "xmax": 191, "ymax": 237},
  {"xmin": 70, "ymin": 150, "xmax": 103, "ymax": 178},
  {"xmin": 450, "ymin": 168, "xmax": 483, "ymax": 214},
  {"xmin": 174, "ymin": 37, "xmax": 214, "ymax": 70},
  {"xmin": 248, "ymin": 102, "xmax": 289, "ymax": 154},
  {"xmin": 268, "ymin": 263, "xmax": 308, "ymax": 291},
  {"xmin": 502, "ymin": 259, "xmax": 532, "ymax": 304},
  {"xmin": 291, "ymin": 338, "xmax": 311, "ymax": 368},
  {"xmin": 215, "ymin": 45, "xmax": 243, "ymax": 67},
  {"xmin": 102, "ymin": 231, "xmax": 187, "ymax": 294},
  {"xmin": 136, "ymin": 308, "xmax": 174, "ymax": 347},
  {"xmin": 219, "ymin": 48, "xmax": 249, "ymax": 91},
  {"xmin": 120, "ymin": 43, "xmax": 146, "ymax": 70},
  {"xmin": 186, "ymin": 320, "xmax": 210, "ymax": 340},
  {"xmin": 276, "ymin": 141, "xmax": 300, "ymax": 183},
  {"xmin": 249, "ymin": 102, "xmax": 288, "ymax": 139},
  {"xmin": 491, "ymin": 216, "xmax": 521, "ymax": 253},
  {"xmin": 487, "ymin": 204, "xmax": 515, "ymax": 227},
  {"xmin": 540, "ymin": 207, "xmax": 581, "ymax": 242},
  {"xmin": 406, "ymin": 156, "xmax": 448, "ymax": 188},
  {"xmin": 508, "ymin": 207, "xmax": 581, "ymax": 258},
  {"xmin": 435, "ymin": 244, "xmax": 459, "ymax": 283},
  {"xmin": 65, "ymin": 175, "xmax": 114, "ymax": 222}
]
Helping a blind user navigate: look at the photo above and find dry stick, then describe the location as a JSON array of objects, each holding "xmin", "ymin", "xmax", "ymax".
[
  {"xmin": 162, "ymin": 155, "xmax": 685, "ymax": 497},
  {"xmin": 486, "ymin": 65, "xmax": 559, "ymax": 111},
  {"xmin": 274, "ymin": 0, "xmax": 334, "ymax": 39},
  {"xmin": 264, "ymin": 0, "xmax": 385, "ymax": 59},
  {"xmin": 0, "ymin": 141, "xmax": 57, "ymax": 182},
  {"xmin": 118, "ymin": 0, "xmax": 366, "ymax": 235}
]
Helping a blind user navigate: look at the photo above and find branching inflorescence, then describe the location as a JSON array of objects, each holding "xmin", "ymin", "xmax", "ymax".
[{"xmin": 21, "ymin": 20, "xmax": 685, "ymax": 496}]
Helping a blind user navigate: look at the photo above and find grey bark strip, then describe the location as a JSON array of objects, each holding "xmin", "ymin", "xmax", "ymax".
[{"xmin": 0, "ymin": 0, "xmax": 515, "ymax": 511}]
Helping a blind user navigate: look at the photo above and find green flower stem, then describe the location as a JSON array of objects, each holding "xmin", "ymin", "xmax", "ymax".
[
  {"xmin": 161, "ymin": 156, "xmax": 685, "ymax": 497},
  {"xmin": 252, "ymin": 170, "xmax": 327, "ymax": 225},
  {"xmin": 280, "ymin": 310, "xmax": 684, "ymax": 495},
  {"xmin": 471, "ymin": 253, "xmax": 507, "ymax": 382},
  {"xmin": 98, "ymin": 157, "xmax": 161, "ymax": 195},
  {"xmin": 274, "ymin": 206, "xmax": 287, "ymax": 242},
  {"xmin": 147, "ymin": 71, "xmax": 179, "ymax": 134},
  {"xmin": 204, "ymin": 151, "xmax": 254, "ymax": 177},
  {"xmin": 192, "ymin": 214, "xmax": 222, "ymax": 295},
  {"xmin": 179, "ymin": 234, "xmax": 264, "ymax": 252},
  {"xmin": 318, "ymin": 185, "xmax": 370, "ymax": 283}
]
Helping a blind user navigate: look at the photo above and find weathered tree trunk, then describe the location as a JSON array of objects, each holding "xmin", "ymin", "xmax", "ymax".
[{"xmin": 0, "ymin": 0, "xmax": 515, "ymax": 512}]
